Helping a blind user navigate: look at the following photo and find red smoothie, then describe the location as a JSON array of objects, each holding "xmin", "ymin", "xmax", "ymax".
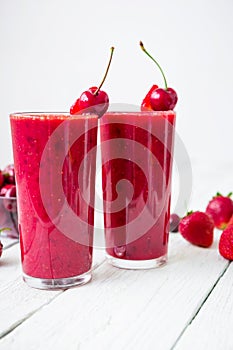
[
  {"xmin": 100, "ymin": 111, "xmax": 175, "ymax": 267},
  {"xmin": 10, "ymin": 113, "xmax": 98, "ymax": 287}
]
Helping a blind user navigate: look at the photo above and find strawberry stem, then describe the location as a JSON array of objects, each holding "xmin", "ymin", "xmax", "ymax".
[
  {"xmin": 94, "ymin": 47, "xmax": 115, "ymax": 96},
  {"xmin": 227, "ymin": 192, "xmax": 232, "ymax": 198},
  {"xmin": 140, "ymin": 41, "xmax": 168, "ymax": 90},
  {"xmin": 216, "ymin": 192, "xmax": 222, "ymax": 197}
]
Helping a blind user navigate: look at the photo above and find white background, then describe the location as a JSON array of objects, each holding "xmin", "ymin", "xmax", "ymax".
[{"xmin": 0, "ymin": 0, "xmax": 232, "ymax": 212}]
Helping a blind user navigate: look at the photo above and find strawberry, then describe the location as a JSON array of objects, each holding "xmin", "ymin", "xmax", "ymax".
[
  {"xmin": 179, "ymin": 211, "xmax": 214, "ymax": 248},
  {"xmin": 219, "ymin": 226, "xmax": 233, "ymax": 260},
  {"xmin": 141, "ymin": 85, "xmax": 158, "ymax": 110},
  {"xmin": 0, "ymin": 241, "xmax": 3, "ymax": 258},
  {"xmin": 206, "ymin": 192, "xmax": 233, "ymax": 230},
  {"xmin": 218, "ymin": 213, "xmax": 233, "ymax": 260}
]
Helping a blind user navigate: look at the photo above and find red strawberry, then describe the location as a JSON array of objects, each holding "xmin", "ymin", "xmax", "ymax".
[
  {"xmin": 0, "ymin": 241, "xmax": 3, "ymax": 258},
  {"xmin": 179, "ymin": 211, "xmax": 214, "ymax": 248},
  {"xmin": 141, "ymin": 85, "xmax": 158, "ymax": 110},
  {"xmin": 219, "ymin": 226, "xmax": 233, "ymax": 260},
  {"xmin": 206, "ymin": 192, "xmax": 233, "ymax": 230}
]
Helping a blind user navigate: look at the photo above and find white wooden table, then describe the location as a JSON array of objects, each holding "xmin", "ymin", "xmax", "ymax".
[
  {"xmin": 0, "ymin": 229, "xmax": 232, "ymax": 350},
  {"xmin": 0, "ymin": 161, "xmax": 232, "ymax": 350}
]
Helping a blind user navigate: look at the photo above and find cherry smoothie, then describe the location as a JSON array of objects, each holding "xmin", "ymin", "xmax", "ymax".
[
  {"xmin": 10, "ymin": 113, "xmax": 98, "ymax": 288},
  {"xmin": 100, "ymin": 111, "xmax": 176, "ymax": 268}
]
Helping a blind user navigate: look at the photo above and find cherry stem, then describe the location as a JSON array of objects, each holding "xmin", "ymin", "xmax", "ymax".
[
  {"xmin": 140, "ymin": 41, "xmax": 168, "ymax": 90},
  {"xmin": 94, "ymin": 47, "xmax": 115, "ymax": 95}
]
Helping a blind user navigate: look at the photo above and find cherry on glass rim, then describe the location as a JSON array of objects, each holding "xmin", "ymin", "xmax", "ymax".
[
  {"xmin": 70, "ymin": 47, "xmax": 115, "ymax": 117},
  {"xmin": 140, "ymin": 41, "xmax": 178, "ymax": 111}
]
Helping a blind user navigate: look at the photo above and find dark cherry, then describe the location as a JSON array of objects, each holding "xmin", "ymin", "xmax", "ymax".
[
  {"xmin": 78, "ymin": 86, "xmax": 109, "ymax": 116},
  {"xmin": 70, "ymin": 47, "xmax": 114, "ymax": 117},
  {"xmin": 6, "ymin": 185, "xmax": 16, "ymax": 198},
  {"xmin": 3, "ymin": 185, "xmax": 17, "ymax": 212},
  {"xmin": 150, "ymin": 87, "xmax": 178, "ymax": 111},
  {"xmin": 169, "ymin": 213, "xmax": 180, "ymax": 232},
  {"xmin": 0, "ymin": 184, "xmax": 15, "ymax": 197},
  {"xmin": 3, "ymin": 164, "xmax": 15, "ymax": 185},
  {"xmin": 0, "ymin": 170, "xmax": 4, "ymax": 188},
  {"xmin": 140, "ymin": 41, "xmax": 178, "ymax": 111}
]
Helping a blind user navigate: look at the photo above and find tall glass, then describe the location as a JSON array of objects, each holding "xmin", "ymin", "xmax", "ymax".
[
  {"xmin": 10, "ymin": 113, "xmax": 98, "ymax": 289},
  {"xmin": 100, "ymin": 111, "xmax": 176, "ymax": 269}
]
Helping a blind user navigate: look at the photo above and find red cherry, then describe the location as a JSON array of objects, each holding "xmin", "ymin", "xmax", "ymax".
[
  {"xmin": 79, "ymin": 87, "xmax": 109, "ymax": 116},
  {"xmin": 5, "ymin": 185, "xmax": 16, "ymax": 198},
  {"xmin": 70, "ymin": 88, "xmax": 109, "ymax": 116},
  {"xmin": 0, "ymin": 170, "xmax": 4, "ymax": 188},
  {"xmin": 0, "ymin": 184, "xmax": 15, "ymax": 197},
  {"xmin": 140, "ymin": 41, "xmax": 178, "ymax": 111},
  {"xmin": 167, "ymin": 87, "xmax": 178, "ymax": 109},
  {"xmin": 3, "ymin": 164, "xmax": 15, "ymax": 185},
  {"xmin": 70, "ymin": 47, "xmax": 114, "ymax": 117},
  {"xmin": 150, "ymin": 87, "xmax": 178, "ymax": 111},
  {"xmin": 141, "ymin": 84, "xmax": 158, "ymax": 111}
]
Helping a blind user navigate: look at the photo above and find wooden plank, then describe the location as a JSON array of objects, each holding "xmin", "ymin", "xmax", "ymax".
[
  {"xmin": 0, "ymin": 277, "xmax": 60, "ymax": 338},
  {"xmin": 0, "ymin": 243, "xmax": 105, "ymax": 339},
  {"xmin": 0, "ymin": 234, "xmax": 227, "ymax": 350},
  {"xmin": 174, "ymin": 261, "xmax": 233, "ymax": 350}
]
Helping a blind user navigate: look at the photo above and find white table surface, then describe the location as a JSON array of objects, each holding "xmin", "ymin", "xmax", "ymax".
[{"xmin": 0, "ymin": 161, "xmax": 232, "ymax": 350}]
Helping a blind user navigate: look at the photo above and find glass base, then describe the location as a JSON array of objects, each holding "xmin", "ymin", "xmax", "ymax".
[
  {"xmin": 23, "ymin": 270, "xmax": 92, "ymax": 290},
  {"xmin": 106, "ymin": 253, "xmax": 167, "ymax": 270}
]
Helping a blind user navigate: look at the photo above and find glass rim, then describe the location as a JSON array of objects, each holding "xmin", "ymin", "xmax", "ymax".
[
  {"xmin": 9, "ymin": 112, "xmax": 98, "ymax": 120},
  {"xmin": 9, "ymin": 110, "xmax": 176, "ymax": 119},
  {"xmin": 105, "ymin": 110, "xmax": 176, "ymax": 116}
]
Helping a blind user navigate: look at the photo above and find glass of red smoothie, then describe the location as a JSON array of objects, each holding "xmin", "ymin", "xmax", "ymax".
[
  {"xmin": 100, "ymin": 111, "xmax": 176, "ymax": 269},
  {"xmin": 10, "ymin": 113, "xmax": 98, "ymax": 289}
]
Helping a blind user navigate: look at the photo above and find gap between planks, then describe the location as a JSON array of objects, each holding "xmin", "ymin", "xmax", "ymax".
[
  {"xmin": 0, "ymin": 247, "xmax": 106, "ymax": 340},
  {"xmin": 170, "ymin": 260, "xmax": 231, "ymax": 350}
]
